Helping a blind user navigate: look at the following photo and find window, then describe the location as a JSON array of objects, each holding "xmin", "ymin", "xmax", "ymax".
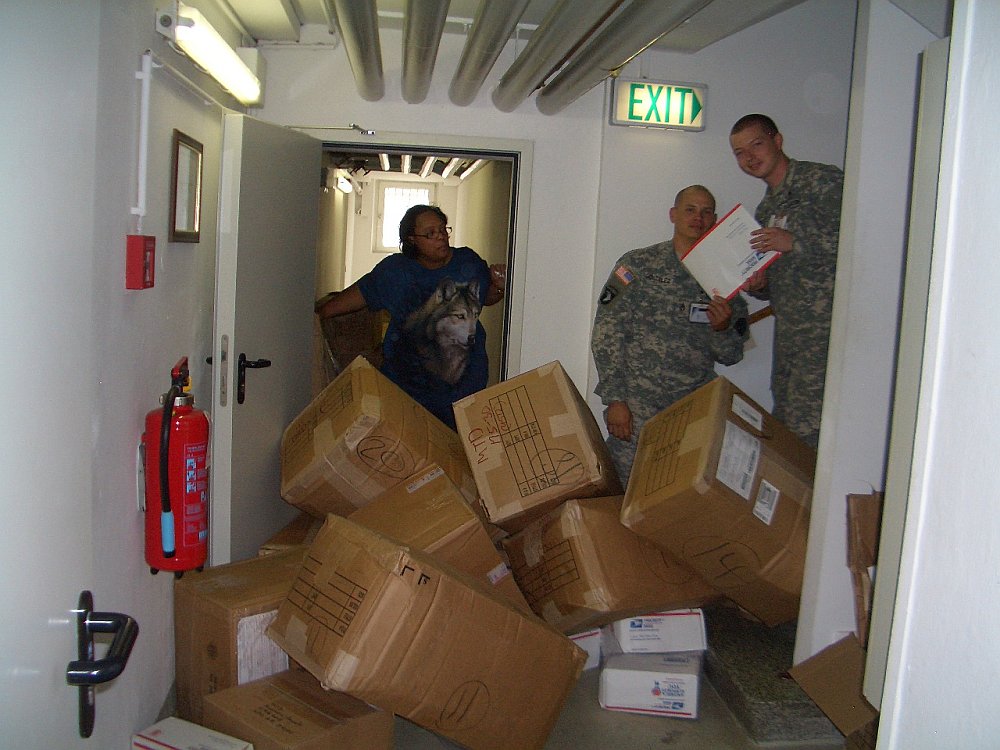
[{"xmin": 377, "ymin": 183, "xmax": 433, "ymax": 252}]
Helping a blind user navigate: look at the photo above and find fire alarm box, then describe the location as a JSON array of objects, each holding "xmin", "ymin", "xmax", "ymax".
[{"xmin": 126, "ymin": 234, "xmax": 155, "ymax": 289}]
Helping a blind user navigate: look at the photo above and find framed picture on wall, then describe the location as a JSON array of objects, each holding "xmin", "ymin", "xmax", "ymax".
[{"xmin": 169, "ymin": 129, "xmax": 203, "ymax": 243}]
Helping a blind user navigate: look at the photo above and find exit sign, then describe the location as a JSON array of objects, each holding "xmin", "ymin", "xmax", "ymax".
[{"xmin": 611, "ymin": 78, "xmax": 707, "ymax": 131}]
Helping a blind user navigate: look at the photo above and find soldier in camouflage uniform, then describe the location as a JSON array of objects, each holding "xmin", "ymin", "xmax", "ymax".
[
  {"xmin": 592, "ymin": 185, "xmax": 749, "ymax": 485},
  {"xmin": 730, "ymin": 114, "xmax": 844, "ymax": 448}
]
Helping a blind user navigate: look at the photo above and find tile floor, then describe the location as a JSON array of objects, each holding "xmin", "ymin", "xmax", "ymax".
[{"xmin": 393, "ymin": 666, "xmax": 847, "ymax": 749}]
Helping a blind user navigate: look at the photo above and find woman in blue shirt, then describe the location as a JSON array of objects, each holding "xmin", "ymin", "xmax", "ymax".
[{"xmin": 318, "ymin": 204, "xmax": 506, "ymax": 429}]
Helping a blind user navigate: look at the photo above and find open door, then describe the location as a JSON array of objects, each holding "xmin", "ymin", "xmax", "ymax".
[
  {"xmin": 865, "ymin": 37, "xmax": 949, "ymax": 706},
  {"xmin": 211, "ymin": 114, "xmax": 322, "ymax": 563}
]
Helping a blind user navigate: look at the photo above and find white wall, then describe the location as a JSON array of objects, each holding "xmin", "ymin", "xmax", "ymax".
[
  {"xmin": 90, "ymin": 0, "xmax": 237, "ymax": 739},
  {"xmin": 880, "ymin": 1, "xmax": 1000, "ymax": 745}
]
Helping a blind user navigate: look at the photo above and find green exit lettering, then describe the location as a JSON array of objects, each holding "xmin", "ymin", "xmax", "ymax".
[{"xmin": 626, "ymin": 83, "xmax": 703, "ymax": 126}]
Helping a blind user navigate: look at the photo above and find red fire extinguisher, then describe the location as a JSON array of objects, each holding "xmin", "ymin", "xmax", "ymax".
[{"xmin": 142, "ymin": 357, "xmax": 209, "ymax": 577}]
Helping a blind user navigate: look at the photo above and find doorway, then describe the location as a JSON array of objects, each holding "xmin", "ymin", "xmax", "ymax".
[{"xmin": 315, "ymin": 139, "xmax": 527, "ymax": 386}]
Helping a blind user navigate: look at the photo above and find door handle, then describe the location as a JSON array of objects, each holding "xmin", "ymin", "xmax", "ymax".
[
  {"xmin": 66, "ymin": 591, "xmax": 139, "ymax": 737},
  {"xmin": 237, "ymin": 352, "xmax": 271, "ymax": 404}
]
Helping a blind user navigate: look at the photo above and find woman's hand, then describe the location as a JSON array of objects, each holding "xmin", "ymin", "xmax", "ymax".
[{"xmin": 485, "ymin": 263, "xmax": 507, "ymax": 306}]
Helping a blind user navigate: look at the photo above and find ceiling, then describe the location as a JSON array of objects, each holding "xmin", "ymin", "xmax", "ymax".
[
  {"xmin": 218, "ymin": 0, "xmax": 809, "ymax": 180},
  {"xmin": 223, "ymin": 0, "xmax": 809, "ymax": 113}
]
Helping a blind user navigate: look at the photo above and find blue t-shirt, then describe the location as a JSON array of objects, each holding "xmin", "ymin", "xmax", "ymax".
[{"xmin": 357, "ymin": 247, "xmax": 491, "ymax": 429}]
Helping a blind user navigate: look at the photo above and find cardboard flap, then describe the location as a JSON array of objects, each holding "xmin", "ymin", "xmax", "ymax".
[
  {"xmin": 847, "ymin": 492, "xmax": 883, "ymax": 569},
  {"xmin": 789, "ymin": 635, "xmax": 878, "ymax": 737}
]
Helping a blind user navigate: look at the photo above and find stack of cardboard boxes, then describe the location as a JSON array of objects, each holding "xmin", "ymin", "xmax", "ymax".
[{"xmin": 167, "ymin": 356, "xmax": 821, "ymax": 748}]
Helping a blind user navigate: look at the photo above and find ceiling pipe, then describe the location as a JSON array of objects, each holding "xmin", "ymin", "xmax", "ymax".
[
  {"xmin": 329, "ymin": 0, "xmax": 384, "ymax": 101},
  {"xmin": 401, "ymin": 0, "xmax": 450, "ymax": 103},
  {"xmin": 490, "ymin": 0, "xmax": 625, "ymax": 113},
  {"xmin": 535, "ymin": 0, "xmax": 713, "ymax": 116},
  {"xmin": 448, "ymin": 0, "xmax": 532, "ymax": 106}
]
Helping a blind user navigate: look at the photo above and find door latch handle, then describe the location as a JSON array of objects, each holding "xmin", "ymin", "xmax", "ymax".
[
  {"xmin": 66, "ymin": 591, "xmax": 139, "ymax": 737},
  {"xmin": 237, "ymin": 352, "xmax": 271, "ymax": 404}
]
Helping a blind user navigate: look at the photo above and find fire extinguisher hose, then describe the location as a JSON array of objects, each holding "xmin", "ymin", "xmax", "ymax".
[{"xmin": 159, "ymin": 385, "xmax": 180, "ymax": 558}]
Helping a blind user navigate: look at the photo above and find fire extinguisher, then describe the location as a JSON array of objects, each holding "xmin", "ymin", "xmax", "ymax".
[{"xmin": 142, "ymin": 357, "xmax": 209, "ymax": 577}]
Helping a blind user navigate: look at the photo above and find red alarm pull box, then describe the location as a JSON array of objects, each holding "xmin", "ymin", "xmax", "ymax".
[{"xmin": 126, "ymin": 234, "xmax": 156, "ymax": 289}]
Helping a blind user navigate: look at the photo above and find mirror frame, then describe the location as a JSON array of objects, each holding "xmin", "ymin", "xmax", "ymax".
[{"xmin": 169, "ymin": 129, "xmax": 203, "ymax": 243}]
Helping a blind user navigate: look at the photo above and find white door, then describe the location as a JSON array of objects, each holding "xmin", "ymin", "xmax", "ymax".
[
  {"xmin": 0, "ymin": 5, "xmax": 102, "ymax": 745},
  {"xmin": 865, "ymin": 37, "xmax": 948, "ymax": 706},
  {"xmin": 211, "ymin": 114, "xmax": 322, "ymax": 563}
]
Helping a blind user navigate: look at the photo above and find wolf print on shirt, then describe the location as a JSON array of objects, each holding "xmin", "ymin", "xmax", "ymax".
[{"xmin": 403, "ymin": 278, "xmax": 482, "ymax": 385}]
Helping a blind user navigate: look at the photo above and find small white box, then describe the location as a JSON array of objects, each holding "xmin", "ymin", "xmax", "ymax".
[
  {"xmin": 599, "ymin": 651, "xmax": 702, "ymax": 719},
  {"xmin": 132, "ymin": 716, "xmax": 253, "ymax": 750},
  {"xmin": 569, "ymin": 628, "xmax": 602, "ymax": 670},
  {"xmin": 608, "ymin": 608, "xmax": 707, "ymax": 653}
]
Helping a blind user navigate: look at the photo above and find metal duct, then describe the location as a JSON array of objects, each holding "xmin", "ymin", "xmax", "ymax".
[
  {"xmin": 401, "ymin": 0, "xmax": 450, "ymax": 104},
  {"xmin": 534, "ymin": 0, "xmax": 713, "ymax": 116},
  {"xmin": 448, "ymin": 0, "xmax": 532, "ymax": 107},
  {"xmin": 490, "ymin": 0, "xmax": 625, "ymax": 113},
  {"xmin": 330, "ymin": 0, "xmax": 384, "ymax": 101}
]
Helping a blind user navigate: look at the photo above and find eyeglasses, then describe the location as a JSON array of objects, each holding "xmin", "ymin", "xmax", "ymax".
[{"xmin": 412, "ymin": 226, "xmax": 452, "ymax": 240}]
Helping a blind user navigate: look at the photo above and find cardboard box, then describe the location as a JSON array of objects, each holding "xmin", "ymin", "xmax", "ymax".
[
  {"xmin": 789, "ymin": 635, "xmax": 879, "ymax": 740},
  {"xmin": 502, "ymin": 495, "xmax": 716, "ymax": 633},
  {"xmin": 598, "ymin": 640, "xmax": 702, "ymax": 719},
  {"xmin": 267, "ymin": 515, "xmax": 586, "ymax": 750},
  {"xmin": 280, "ymin": 356, "xmax": 478, "ymax": 518},
  {"xmin": 349, "ymin": 464, "xmax": 531, "ymax": 612},
  {"xmin": 317, "ymin": 305, "xmax": 385, "ymax": 376},
  {"xmin": 847, "ymin": 492, "xmax": 882, "ymax": 647},
  {"xmin": 132, "ymin": 716, "xmax": 252, "ymax": 750},
  {"xmin": 258, "ymin": 512, "xmax": 323, "ymax": 557},
  {"xmin": 569, "ymin": 628, "xmax": 602, "ymax": 671},
  {"xmin": 453, "ymin": 361, "xmax": 623, "ymax": 531},
  {"xmin": 607, "ymin": 609, "xmax": 707, "ymax": 654},
  {"xmin": 174, "ymin": 548, "xmax": 307, "ymax": 724},
  {"xmin": 202, "ymin": 670, "xmax": 393, "ymax": 750},
  {"xmin": 620, "ymin": 377, "xmax": 816, "ymax": 626}
]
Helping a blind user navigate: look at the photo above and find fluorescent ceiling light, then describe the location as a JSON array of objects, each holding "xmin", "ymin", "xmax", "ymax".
[
  {"xmin": 157, "ymin": 2, "xmax": 262, "ymax": 105},
  {"xmin": 400, "ymin": 154, "xmax": 412, "ymax": 174},
  {"xmin": 419, "ymin": 157, "xmax": 437, "ymax": 178},
  {"xmin": 459, "ymin": 159, "xmax": 486, "ymax": 180},
  {"xmin": 379, "ymin": 153, "xmax": 391, "ymax": 171},
  {"xmin": 441, "ymin": 157, "xmax": 464, "ymax": 179},
  {"xmin": 336, "ymin": 174, "xmax": 353, "ymax": 193}
]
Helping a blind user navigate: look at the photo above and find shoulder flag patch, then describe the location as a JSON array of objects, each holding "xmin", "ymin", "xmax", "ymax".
[{"xmin": 615, "ymin": 265, "xmax": 634, "ymax": 285}]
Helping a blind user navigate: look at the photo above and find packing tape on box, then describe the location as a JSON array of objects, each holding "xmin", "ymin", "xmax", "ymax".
[
  {"xmin": 582, "ymin": 585, "xmax": 609, "ymax": 611},
  {"xmin": 328, "ymin": 650, "xmax": 360, "ymax": 687},
  {"xmin": 547, "ymin": 411, "xmax": 576, "ymax": 438},
  {"xmin": 522, "ymin": 525, "xmax": 544, "ymax": 568},
  {"xmin": 342, "ymin": 414, "xmax": 376, "ymax": 450},
  {"xmin": 282, "ymin": 614, "xmax": 310, "ymax": 653},
  {"xmin": 559, "ymin": 510, "xmax": 582, "ymax": 540},
  {"xmin": 541, "ymin": 599, "xmax": 565, "ymax": 624}
]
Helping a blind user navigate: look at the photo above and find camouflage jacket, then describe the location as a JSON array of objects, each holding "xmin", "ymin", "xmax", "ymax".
[
  {"xmin": 591, "ymin": 240, "xmax": 749, "ymax": 425},
  {"xmin": 752, "ymin": 158, "xmax": 843, "ymax": 444}
]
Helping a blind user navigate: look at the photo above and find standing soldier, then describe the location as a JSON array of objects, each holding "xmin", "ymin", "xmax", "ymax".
[
  {"xmin": 730, "ymin": 114, "xmax": 844, "ymax": 448},
  {"xmin": 592, "ymin": 184, "xmax": 749, "ymax": 485}
]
